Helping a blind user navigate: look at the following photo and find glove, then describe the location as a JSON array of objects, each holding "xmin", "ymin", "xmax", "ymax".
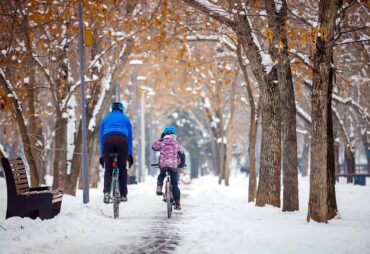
[
  {"xmin": 128, "ymin": 155, "xmax": 134, "ymax": 168},
  {"xmin": 99, "ymin": 156, "xmax": 104, "ymax": 168},
  {"xmin": 160, "ymin": 132, "xmax": 165, "ymax": 139}
]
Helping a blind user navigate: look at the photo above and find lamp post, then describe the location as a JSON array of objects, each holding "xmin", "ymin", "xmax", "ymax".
[
  {"xmin": 77, "ymin": 0, "xmax": 89, "ymax": 203},
  {"xmin": 129, "ymin": 60, "xmax": 143, "ymax": 182},
  {"xmin": 137, "ymin": 76, "xmax": 146, "ymax": 182}
]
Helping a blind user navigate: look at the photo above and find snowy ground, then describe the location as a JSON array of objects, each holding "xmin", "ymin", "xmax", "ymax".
[{"xmin": 0, "ymin": 175, "xmax": 370, "ymax": 254}]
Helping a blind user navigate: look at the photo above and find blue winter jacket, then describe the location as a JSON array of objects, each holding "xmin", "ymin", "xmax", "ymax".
[{"xmin": 99, "ymin": 110, "xmax": 133, "ymax": 156}]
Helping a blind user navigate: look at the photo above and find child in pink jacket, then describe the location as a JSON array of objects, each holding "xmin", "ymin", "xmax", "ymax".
[{"xmin": 152, "ymin": 125, "xmax": 185, "ymax": 210}]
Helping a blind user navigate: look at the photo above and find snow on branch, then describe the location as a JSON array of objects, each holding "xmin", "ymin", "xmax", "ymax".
[
  {"xmin": 274, "ymin": 0, "xmax": 283, "ymax": 13},
  {"xmin": 332, "ymin": 106, "xmax": 352, "ymax": 150},
  {"xmin": 88, "ymin": 34, "xmax": 130, "ymax": 70},
  {"xmin": 250, "ymin": 31, "xmax": 273, "ymax": 74},
  {"xmin": 303, "ymin": 80, "xmax": 369, "ymax": 123},
  {"xmin": 195, "ymin": 0, "xmax": 230, "ymax": 18},
  {"xmin": 295, "ymin": 101, "xmax": 312, "ymax": 124},
  {"xmin": 32, "ymin": 52, "xmax": 54, "ymax": 85},
  {"xmin": 333, "ymin": 94, "xmax": 370, "ymax": 123},
  {"xmin": 88, "ymin": 68, "xmax": 113, "ymax": 131},
  {"xmin": 289, "ymin": 49, "xmax": 313, "ymax": 69},
  {"xmin": 0, "ymin": 69, "xmax": 29, "ymax": 130},
  {"xmin": 61, "ymin": 74, "xmax": 99, "ymax": 111},
  {"xmin": 0, "ymin": 69, "xmax": 22, "ymax": 113},
  {"xmin": 181, "ymin": 0, "xmax": 234, "ymax": 27}
]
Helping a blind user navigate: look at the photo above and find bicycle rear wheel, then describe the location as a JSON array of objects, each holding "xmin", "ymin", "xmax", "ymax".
[
  {"xmin": 112, "ymin": 180, "xmax": 120, "ymax": 219},
  {"xmin": 166, "ymin": 182, "xmax": 172, "ymax": 218}
]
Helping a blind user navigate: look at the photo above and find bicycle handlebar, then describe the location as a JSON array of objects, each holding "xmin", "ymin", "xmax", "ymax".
[{"xmin": 150, "ymin": 163, "xmax": 187, "ymax": 167}]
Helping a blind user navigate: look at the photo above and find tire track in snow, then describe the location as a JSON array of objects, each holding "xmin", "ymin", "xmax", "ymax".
[{"xmin": 115, "ymin": 192, "xmax": 190, "ymax": 254}]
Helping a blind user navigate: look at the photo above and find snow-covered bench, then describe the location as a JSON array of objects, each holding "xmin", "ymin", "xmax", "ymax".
[{"xmin": 1, "ymin": 157, "xmax": 63, "ymax": 220}]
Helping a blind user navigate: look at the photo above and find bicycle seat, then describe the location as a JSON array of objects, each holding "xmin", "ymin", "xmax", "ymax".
[{"xmin": 109, "ymin": 153, "xmax": 119, "ymax": 157}]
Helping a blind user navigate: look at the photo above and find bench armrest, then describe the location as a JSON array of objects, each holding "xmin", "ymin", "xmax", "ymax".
[{"xmin": 29, "ymin": 186, "xmax": 51, "ymax": 191}]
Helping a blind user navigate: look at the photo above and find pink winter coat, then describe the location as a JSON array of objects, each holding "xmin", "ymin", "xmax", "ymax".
[{"xmin": 152, "ymin": 135, "xmax": 183, "ymax": 169}]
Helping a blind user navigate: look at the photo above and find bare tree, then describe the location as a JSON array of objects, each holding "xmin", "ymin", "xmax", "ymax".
[{"xmin": 307, "ymin": 0, "xmax": 341, "ymax": 223}]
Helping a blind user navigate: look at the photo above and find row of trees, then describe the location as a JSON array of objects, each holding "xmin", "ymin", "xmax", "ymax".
[
  {"xmin": 0, "ymin": 0, "xmax": 369, "ymax": 223},
  {"xmin": 179, "ymin": 0, "xmax": 369, "ymax": 222}
]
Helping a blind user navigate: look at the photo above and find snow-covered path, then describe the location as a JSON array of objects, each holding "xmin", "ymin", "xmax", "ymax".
[{"xmin": 1, "ymin": 175, "xmax": 370, "ymax": 254}]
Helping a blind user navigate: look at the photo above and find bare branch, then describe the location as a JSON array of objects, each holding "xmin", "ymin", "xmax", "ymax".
[{"xmin": 180, "ymin": 0, "xmax": 235, "ymax": 28}]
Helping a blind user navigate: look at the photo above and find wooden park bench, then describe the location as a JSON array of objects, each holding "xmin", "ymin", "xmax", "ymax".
[{"xmin": 1, "ymin": 157, "xmax": 63, "ymax": 220}]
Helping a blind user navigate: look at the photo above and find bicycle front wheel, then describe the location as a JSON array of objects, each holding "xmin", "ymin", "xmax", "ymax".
[{"xmin": 166, "ymin": 182, "xmax": 172, "ymax": 219}]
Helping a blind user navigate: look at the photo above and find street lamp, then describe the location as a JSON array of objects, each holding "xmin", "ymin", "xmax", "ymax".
[
  {"xmin": 137, "ymin": 76, "xmax": 146, "ymax": 183},
  {"xmin": 128, "ymin": 60, "xmax": 143, "ymax": 182},
  {"xmin": 77, "ymin": 0, "xmax": 89, "ymax": 203}
]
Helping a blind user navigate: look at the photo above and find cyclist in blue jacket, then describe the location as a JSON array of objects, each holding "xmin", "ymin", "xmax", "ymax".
[{"xmin": 99, "ymin": 102, "xmax": 134, "ymax": 203}]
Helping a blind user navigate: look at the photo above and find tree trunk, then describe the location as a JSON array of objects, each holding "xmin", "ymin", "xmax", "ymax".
[
  {"xmin": 235, "ymin": 6, "xmax": 282, "ymax": 208},
  {"xmin": 301, "ymin": 133, "xmax": 310, "ymax": 177},
  {"xmin": 344, "ymin": 146, "xmax": 355, "ymax": 183},
  {"xmin": 21, "ymin": 11, "xmax": 45, "ymax": 184},
  {"xmin": 265, "ymin": 0, "xmax": 298, "ymax": 211},
  {"xmin": 64, "ymin": 120, "xmax": 83, "ymax": 195},
  {"xmin": 362, "ymin": 131, "xmax": 370, "ymax": 174},
  {"xmin": 210, "ymin": 137, "xmax": 220, "ymax": 174},
  {"xmin": 307, "ymin": 0, "xmax": 341, "ymax": 223},
  {"xmin": 333, "ymin": 110, "xmax": 355, "ymax": 183},
  {"xmin": 0, "ymin": 72, "xmax": 39, "ymax": 187},
  {"xmin": 52, "ymin": 111, "xmax": 67, "ymax": 189},
  {"xmin": 327, "ymin": 74, "xmax": 337, "ymax": 220},
  {"xmin": 334, "ymin": 139, "xmax": 340, "ymax": 181},
  {"xmin": 88, "ymin": 128, "xmax": 100, "ymax": 188},
  {"xmin": 256, "ymin": 82, "xmax": 281, "ymax": 207},
  {"xmin": 224, "ymin": 73, "xmax": 237, "ymax": 186},
  {"xmin": 236, "ymin": 43, "xmax": 257, "ymax": 202}
]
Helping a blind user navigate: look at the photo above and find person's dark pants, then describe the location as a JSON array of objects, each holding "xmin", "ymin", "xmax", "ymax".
[
  {"xmin": 103, "ymin": 135, "xmax": 128, "ymax": 197},
  {"xmin": 157, "ymin": 168, "xmax": 180, "ymax": 201}
]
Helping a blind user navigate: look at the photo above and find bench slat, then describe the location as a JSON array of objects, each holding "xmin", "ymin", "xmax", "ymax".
[
  {"xmin": 11, "ymin": 164, "xmax": 26, "ymax": 170},
  {"xmin": 9, "ymin": 158, "xmax": 23, "ymax": 164},
  {"xmin": 12, "ymin": 167, "xmax": 26, "ymax": 172},
  {"xmin": 52, "ymin": 197, "xmax": 63, "ymax": 203},
  {"xmin": 16, "ymin": 183, "xmax": 29, "ymax": 191},
  {"xmin": 13, "ymin": 175, "xmax": 27, "ymax": 181},
  {"xmin": 15, "ymin": 178, "xmax": 29, "ymax": 185},
  {"xmin": 13, "ymin": 171, "xmax": 27, "ymax": 177},
  {"xmin": 13, "ymin": 172, "xmax": 27, "ymax": 177},
  {"xmin": 53, "ymin": 193, "xmax": 63, "ymax": 198}
]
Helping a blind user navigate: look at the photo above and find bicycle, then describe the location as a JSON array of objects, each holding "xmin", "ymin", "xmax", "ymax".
[
  {"xmin": 109, "ymin": 153, "xmax": 121, "ymax": 219},
  {"xmin": 151, "ymin": 163, "xmax": 173, "ymax": 219}
]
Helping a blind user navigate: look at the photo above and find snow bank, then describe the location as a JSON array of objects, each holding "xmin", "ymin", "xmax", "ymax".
[
  {"xmin": 176, "ymin": 176, "xmax": 370, "ymax": 254},
  {"xmin": 1, "ymin": 175, "xmax": 369, "ymax": 254}
]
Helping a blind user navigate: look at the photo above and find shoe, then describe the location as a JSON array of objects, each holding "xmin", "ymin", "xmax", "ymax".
[
  {"xmin": 174, "ymin": 200, "xmax": 181, "ymax": 210},
  {"xmin": 156, "ymin": 185, "xmax": 163, "ymax": 195},
  {"xmin": 103, "ymin": 192, "xmax": 110, "ymax": 204},
  {"xmin": 120, "ymin": 196, "xmax": 128, "ymax": 202}
]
